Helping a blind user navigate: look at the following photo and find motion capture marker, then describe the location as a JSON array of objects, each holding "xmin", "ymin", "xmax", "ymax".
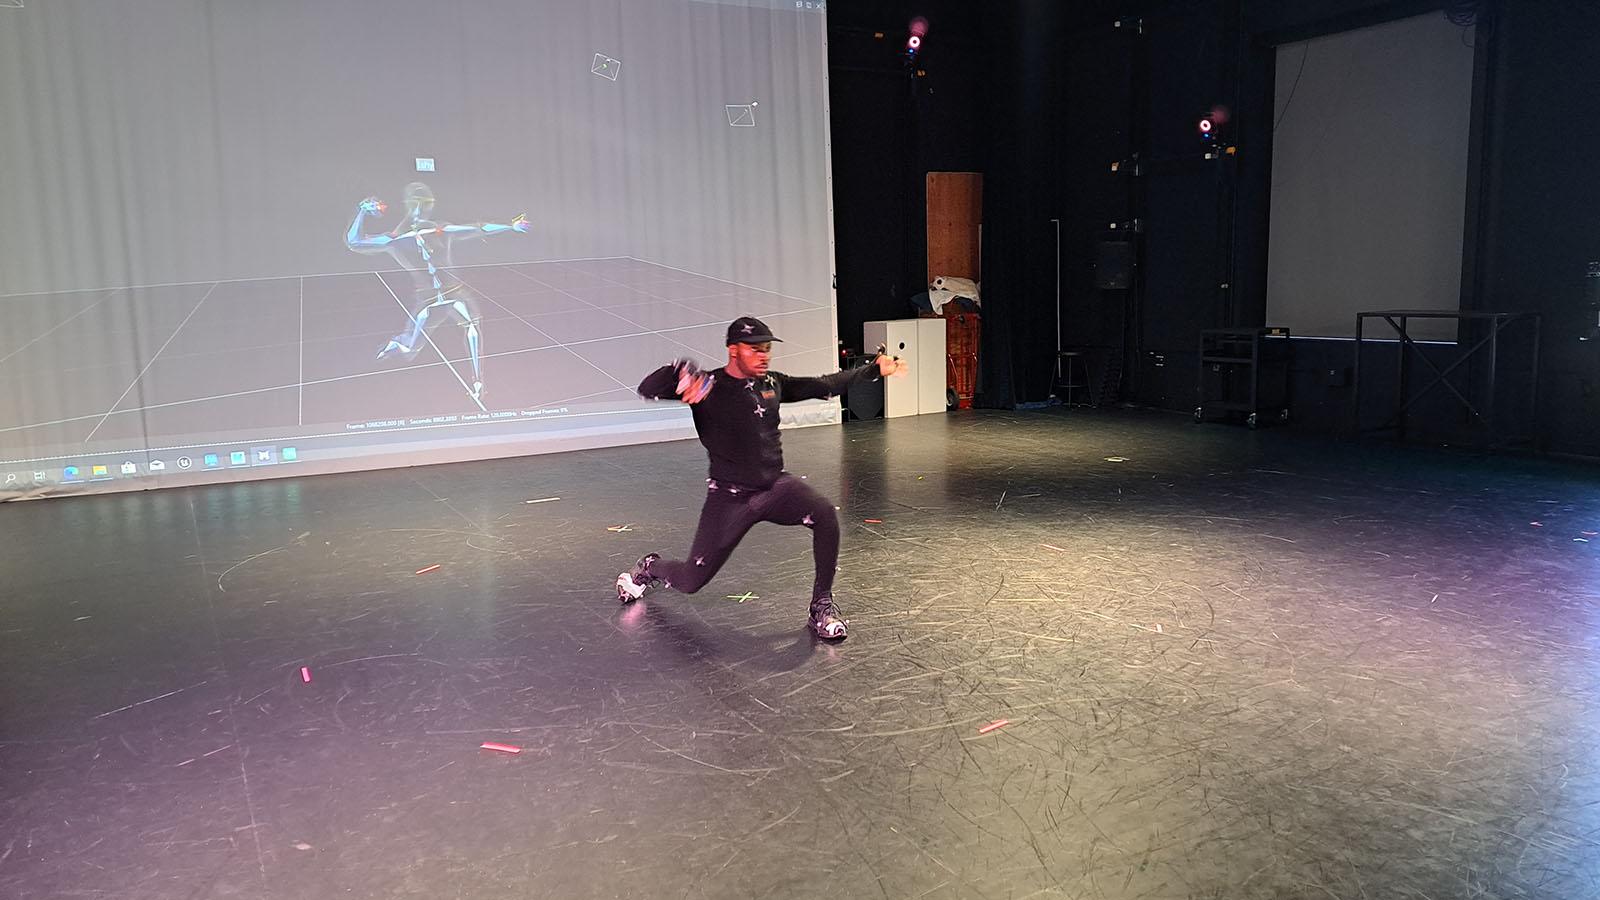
[
  {"xmin": 977, "ymin": 719, "xmax": 1010, "ymax": 735},
  {"xmin": 525, "ymin": 497, "xmax": 561, "ymax": 504},
  {"xmin": 726, "ymin": 592, "xmax": 758, "ymax": 603},
  {"xmin": 415, "ymin": 564, "xmax": 442, "ymax": 575},
  {"xmin": 726, "ymin": 103, "xmax": 757, "ymax": 127},
  {"xmin": 592, "ymin": 52, "xmax": 622, "ymax": 81},
  {"xmin": 1530, "ymin": 522, "xmax": 1543, "ymax": 527},
  {"xmin": 300, "ymin": 667, "xmax": 312, "ymax": 683},
  {"xmin": 606, "ymin": 524, "xmax": 634, "ymax": 533},
  {"xmin": 480, "ymin": 742, "xmax": 522, "ymax": 754}
]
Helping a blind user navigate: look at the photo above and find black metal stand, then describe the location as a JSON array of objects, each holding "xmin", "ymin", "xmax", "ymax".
[
  {"xmin": 1351, "ymin": 310, "xmax": 1541, "ymax": 446},
  {"xmin": 1195, "ymin": 327, "xmax": 1292, "ymax": 428}
]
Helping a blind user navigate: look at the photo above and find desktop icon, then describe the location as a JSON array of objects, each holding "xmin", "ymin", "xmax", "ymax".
[
  {"xmin": 3, "ymin": 474, "xmax": 15, "ymax": 486},
  {"xmin": 251, "ymin": 447, "xmax": 277, "ymax": 465},
  {"xmin": 63, "ymin": 466, "xmax": 82, "ymax": 480},
  {"xmin": 33, "ymin": 471, "xmax": 46, "ymax": 483},
  {"xmin": 120, "ymin": 461, "xmax": 138, "ymax": 475},
  {"xmin": 92, "ymin": 465, "xmax": 109, "ymax": 478},
  {"xmin": 203, "ymin": 454, "xmax": 220, "ymax": 468},
  {"xmin": 176, "ymin": 456, "xmax": 192, "ymax": 469},
  {"xmin": 280, "ymin": 447, "xmax": 298, "ymax": 462},
  {"xmin": 149, "ymin": 459, "xmax": 166, "ymax": 472},
  {"xmin": 229, "ymin": 451, "xmax": 248, "ymax": 466}
]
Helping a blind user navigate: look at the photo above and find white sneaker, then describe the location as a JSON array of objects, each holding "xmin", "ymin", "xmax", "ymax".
[{"xmin": 616, "ymin": 572, "xmax": 648, "ymax": 603}]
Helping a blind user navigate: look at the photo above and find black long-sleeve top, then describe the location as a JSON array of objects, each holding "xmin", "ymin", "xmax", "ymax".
[{"xmin": 638, "ymin": 361, "xmax": 881, "ymax": 489}]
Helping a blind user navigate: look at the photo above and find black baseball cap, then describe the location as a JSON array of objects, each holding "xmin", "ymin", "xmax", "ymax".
[{"xmin": 726, "ymin": 316, "xmax": 783, "ymax": 345}]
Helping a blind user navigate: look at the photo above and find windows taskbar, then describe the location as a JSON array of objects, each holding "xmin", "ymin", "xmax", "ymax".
[{"xmin": 2, "ymin": 445, "xmax": 300, "ymax": 489}]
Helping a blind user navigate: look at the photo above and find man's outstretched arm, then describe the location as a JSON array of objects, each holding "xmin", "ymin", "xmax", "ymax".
[
  {"xmin": 777, "ymin": 351, "xmax": 906, "ymax": 402},
  {"xmin": 639, "ymin": 359, "xmax": 713, "ymax": 404}
]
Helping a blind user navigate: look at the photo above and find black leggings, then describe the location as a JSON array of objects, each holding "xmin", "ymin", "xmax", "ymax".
[{"xmin": 652, "ymin": 473, "xmax": 840, "ymax": 602}]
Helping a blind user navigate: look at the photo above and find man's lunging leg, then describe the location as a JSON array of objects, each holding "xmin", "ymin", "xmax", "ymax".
[
  {"xmin": 754, "ymin": 475, "xmax": 840, "ymax": 600},
  {"xmin": 755, "ymin": 475, "xmax": 847, "ymax": 639},
  {"xmin": 617, "ymin": 485, "xmax": 756, "ymax": 602},
  {"xmin": 613, "ymin": 474, "xmax": 849, "ymax": 640}
]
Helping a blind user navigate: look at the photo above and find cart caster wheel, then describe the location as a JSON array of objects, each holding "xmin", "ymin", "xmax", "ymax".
[
  {"xmin": 947, "ymin": 388, "xmax": 958, "ymax": 411},
  {"xmin": 1246, "ymin": 413, "xmax": 1258, "ymax": 429},
  {"xmin": 1194, "ymin": 407, "xmax": 1204, "ymax": 424}
]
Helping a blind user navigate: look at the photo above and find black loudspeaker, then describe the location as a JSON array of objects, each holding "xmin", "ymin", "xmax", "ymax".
[
  {"xmin": 846, "ymin": 377, "xmax": 884, "ymax": 420},
  {"xmin": 1094, "ymin": 241, "xmax": 1133, "ymax": 290}
]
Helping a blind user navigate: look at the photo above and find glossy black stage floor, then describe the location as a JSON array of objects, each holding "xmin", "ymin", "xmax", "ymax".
[{"xmin": 5, "ymin": 408, "xmax": 1600, "ymax": 899}]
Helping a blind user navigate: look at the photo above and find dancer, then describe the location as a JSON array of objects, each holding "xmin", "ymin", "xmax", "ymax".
[
  {"xmin": 615, "ymin": 316, "xmax": 908, "ymax": 640},
  {"xmin": 344, "ymin": 183, "xmax": 529, "ymax": 403}
]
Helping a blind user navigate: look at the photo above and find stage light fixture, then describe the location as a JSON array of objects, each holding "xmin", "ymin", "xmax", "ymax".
[{"xmin": 904, "ymin": 16, "xmax": 928, "ymax": 61}]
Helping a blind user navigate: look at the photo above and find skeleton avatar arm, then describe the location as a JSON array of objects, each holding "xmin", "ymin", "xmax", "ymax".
[
  {"xmin": 345, "ymin": 198, "xmax": 396, "ymax": 253},
  {"xmin": 440, "ymin": 214, "xmax": 531, "ymax": 243}
]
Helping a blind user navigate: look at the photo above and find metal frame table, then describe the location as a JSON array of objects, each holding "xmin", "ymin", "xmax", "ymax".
[{"xmin": 1352, "ymin": 310, "xmax": 1541, "ymax": 445}]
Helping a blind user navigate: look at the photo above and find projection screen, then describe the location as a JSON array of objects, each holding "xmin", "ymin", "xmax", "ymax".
[
  {"xmin": 0, "ymin": 0, "xmax": 836, "ymax": 498},
  {"xmin": 1266, "ymin": 11, "xmax": 1475, "ymax": 341}
]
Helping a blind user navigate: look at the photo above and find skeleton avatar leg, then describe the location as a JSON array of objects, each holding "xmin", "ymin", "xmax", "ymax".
[
  {"xmin": 378, "ymin": 303, "xmax": 436, "ymax": 358},
  {"xmin": 460, "ymin": 305, "xmax": 484, "ymax": 399}
]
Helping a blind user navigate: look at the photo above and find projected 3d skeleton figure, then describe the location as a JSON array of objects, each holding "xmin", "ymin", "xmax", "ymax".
[
  {"xmin": 344, "ymin": 183, "xmax": 529, "ymax": 402},
  {"xmin": 616, "ymin": 317, "xmax": 908, "ymax": 640}
]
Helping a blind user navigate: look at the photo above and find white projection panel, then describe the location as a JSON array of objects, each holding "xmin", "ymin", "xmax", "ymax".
[
  {"xmin": 0, "ymin": 0, "xmax": 837, "ymax": 497},
  {"xmin": 1266, "ymin": 12, "xmax": 1475, "ymax": 341}
]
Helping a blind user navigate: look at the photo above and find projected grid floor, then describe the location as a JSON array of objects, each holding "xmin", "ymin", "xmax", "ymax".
[{"xmin": 0, "ymin": 258, "xmax": 832, "ymax": 460}]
